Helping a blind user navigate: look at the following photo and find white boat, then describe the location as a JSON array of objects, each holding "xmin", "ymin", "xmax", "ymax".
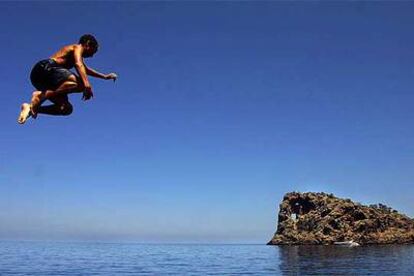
[{"xmin": 334, "ymin": 241, "xmax": 360, "ymax": 247}]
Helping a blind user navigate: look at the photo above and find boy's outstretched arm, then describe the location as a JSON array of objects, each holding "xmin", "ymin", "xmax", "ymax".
[{"xmin": 85, "ymin": 64, "xmax": 117, "ymax": 81}]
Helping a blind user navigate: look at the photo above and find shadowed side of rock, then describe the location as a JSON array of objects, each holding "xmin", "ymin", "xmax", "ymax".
[{"xmin": 268, "ymin": 192, "xmax": 414, "ymax": 245}]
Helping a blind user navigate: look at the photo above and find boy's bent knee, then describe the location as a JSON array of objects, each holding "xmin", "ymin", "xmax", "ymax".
[
  {"xmin": 67, "ymin": 74, "xmax": 78, "ymax": 82},
  {"xmin": 60, "ymin": 103, "xmax": 73, "ymax": 115},
  {"xmin": 68, "ymin": 75, "xmax": 84, "ymax": 92}
]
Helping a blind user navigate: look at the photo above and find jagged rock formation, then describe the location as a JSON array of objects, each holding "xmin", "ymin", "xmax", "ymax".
[{"xmin": 268, "ymin": 192, "xmax": 414, "ymax": 245}]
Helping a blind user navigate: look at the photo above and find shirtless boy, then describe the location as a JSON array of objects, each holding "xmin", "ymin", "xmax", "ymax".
[{"xmin": 18, "ymin": 34, "xmax": 117, "ymax": 124}]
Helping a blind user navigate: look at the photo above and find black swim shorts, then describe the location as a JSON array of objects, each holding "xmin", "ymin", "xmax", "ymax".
[{"xmin": 30, "ymin": 59, "xmax": 74, "ymax": 91}]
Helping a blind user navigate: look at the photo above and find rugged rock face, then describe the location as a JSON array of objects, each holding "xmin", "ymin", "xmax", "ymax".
[{"xmin": 268, "ymin": 192, "xmax": 414, "ymax": 245}]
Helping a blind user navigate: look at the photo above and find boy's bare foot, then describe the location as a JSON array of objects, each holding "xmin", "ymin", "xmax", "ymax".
[
  {"xmin": 31, "ymin": 91, "xmax": 43, "ymax": 118},
  {"xmin": 18, "ymin": 103, "xmax": 31, "ymax": 124}
]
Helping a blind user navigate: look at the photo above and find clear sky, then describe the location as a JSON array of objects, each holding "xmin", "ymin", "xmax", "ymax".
[{"xmin": 1, "ymin": 2, "xmax": 414, "ymax": 243}]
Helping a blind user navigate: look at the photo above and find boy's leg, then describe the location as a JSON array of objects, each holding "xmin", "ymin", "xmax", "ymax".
[
  {"xmin": 18, "ymin": 74, "xmax": 83, "ymax": 124},
  {"xmin": 31, "ymin": 74, "xmax": 83, "ymax": 116},
  {"xmin": 37, "ymin": 94, "xmax": 73, "ymax": 116},
  {"xmin": 18, "ymin": 94, "xmax": 74, "ymax": 124}
]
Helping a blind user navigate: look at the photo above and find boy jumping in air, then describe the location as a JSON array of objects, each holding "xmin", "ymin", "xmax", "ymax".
[{"xmin": 18, "ymin": 34, "xmax": 117, "ymax": 124}]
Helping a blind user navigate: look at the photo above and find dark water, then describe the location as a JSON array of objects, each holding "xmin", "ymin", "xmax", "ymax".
[{"xmin": 0, "ymin": 241, "xmax": 413, "ymax": 275}]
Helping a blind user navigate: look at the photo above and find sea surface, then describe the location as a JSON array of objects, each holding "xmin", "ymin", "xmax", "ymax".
[{"xmin": 0, "ymin": 241, "xmax": 413, "ymax": 275}]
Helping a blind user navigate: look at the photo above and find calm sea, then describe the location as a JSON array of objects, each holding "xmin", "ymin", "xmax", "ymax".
[{"xmin": 0, "ymin": 241, "xmax": 413, "ymax": 275}]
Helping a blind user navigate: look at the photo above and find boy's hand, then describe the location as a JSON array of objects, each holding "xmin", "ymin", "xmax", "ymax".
[
  {"xmin": 105, "ymin": 73, "xmax": 118, "ymax": 82},
  {"xmin": 82, "ymin": 85, "xmax": 94, "ymax": 101}
]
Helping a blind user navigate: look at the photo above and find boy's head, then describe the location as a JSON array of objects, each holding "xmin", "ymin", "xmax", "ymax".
[{"xmin": 79, "ymin": 34, "xmax": 99, "ymax": 57}]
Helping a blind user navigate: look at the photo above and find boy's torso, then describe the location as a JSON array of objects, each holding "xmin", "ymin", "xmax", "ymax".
[{"xmin": 50, "ymin": 44, "xmax": 77, "ymax": 69}]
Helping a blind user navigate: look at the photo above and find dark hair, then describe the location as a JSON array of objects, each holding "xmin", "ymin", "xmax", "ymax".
[{"xmin": 79, "ymin": 34, "xmax": 98, "ymax": 48}]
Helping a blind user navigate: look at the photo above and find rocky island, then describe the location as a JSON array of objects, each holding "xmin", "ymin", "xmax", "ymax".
[{"xmin": 268, "ymin": 192, "xmax": 414, "ymax": 245}]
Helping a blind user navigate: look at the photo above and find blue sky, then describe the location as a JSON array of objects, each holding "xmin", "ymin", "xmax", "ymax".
[{"xmin": 1, "ymin": 2, "xmax": 414, "ymax": 243}]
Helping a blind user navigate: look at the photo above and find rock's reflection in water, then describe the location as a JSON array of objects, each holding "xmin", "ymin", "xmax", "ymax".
[{"xmin": 276, "ymin": 245, "xmax": 414, "ymax": 275}]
